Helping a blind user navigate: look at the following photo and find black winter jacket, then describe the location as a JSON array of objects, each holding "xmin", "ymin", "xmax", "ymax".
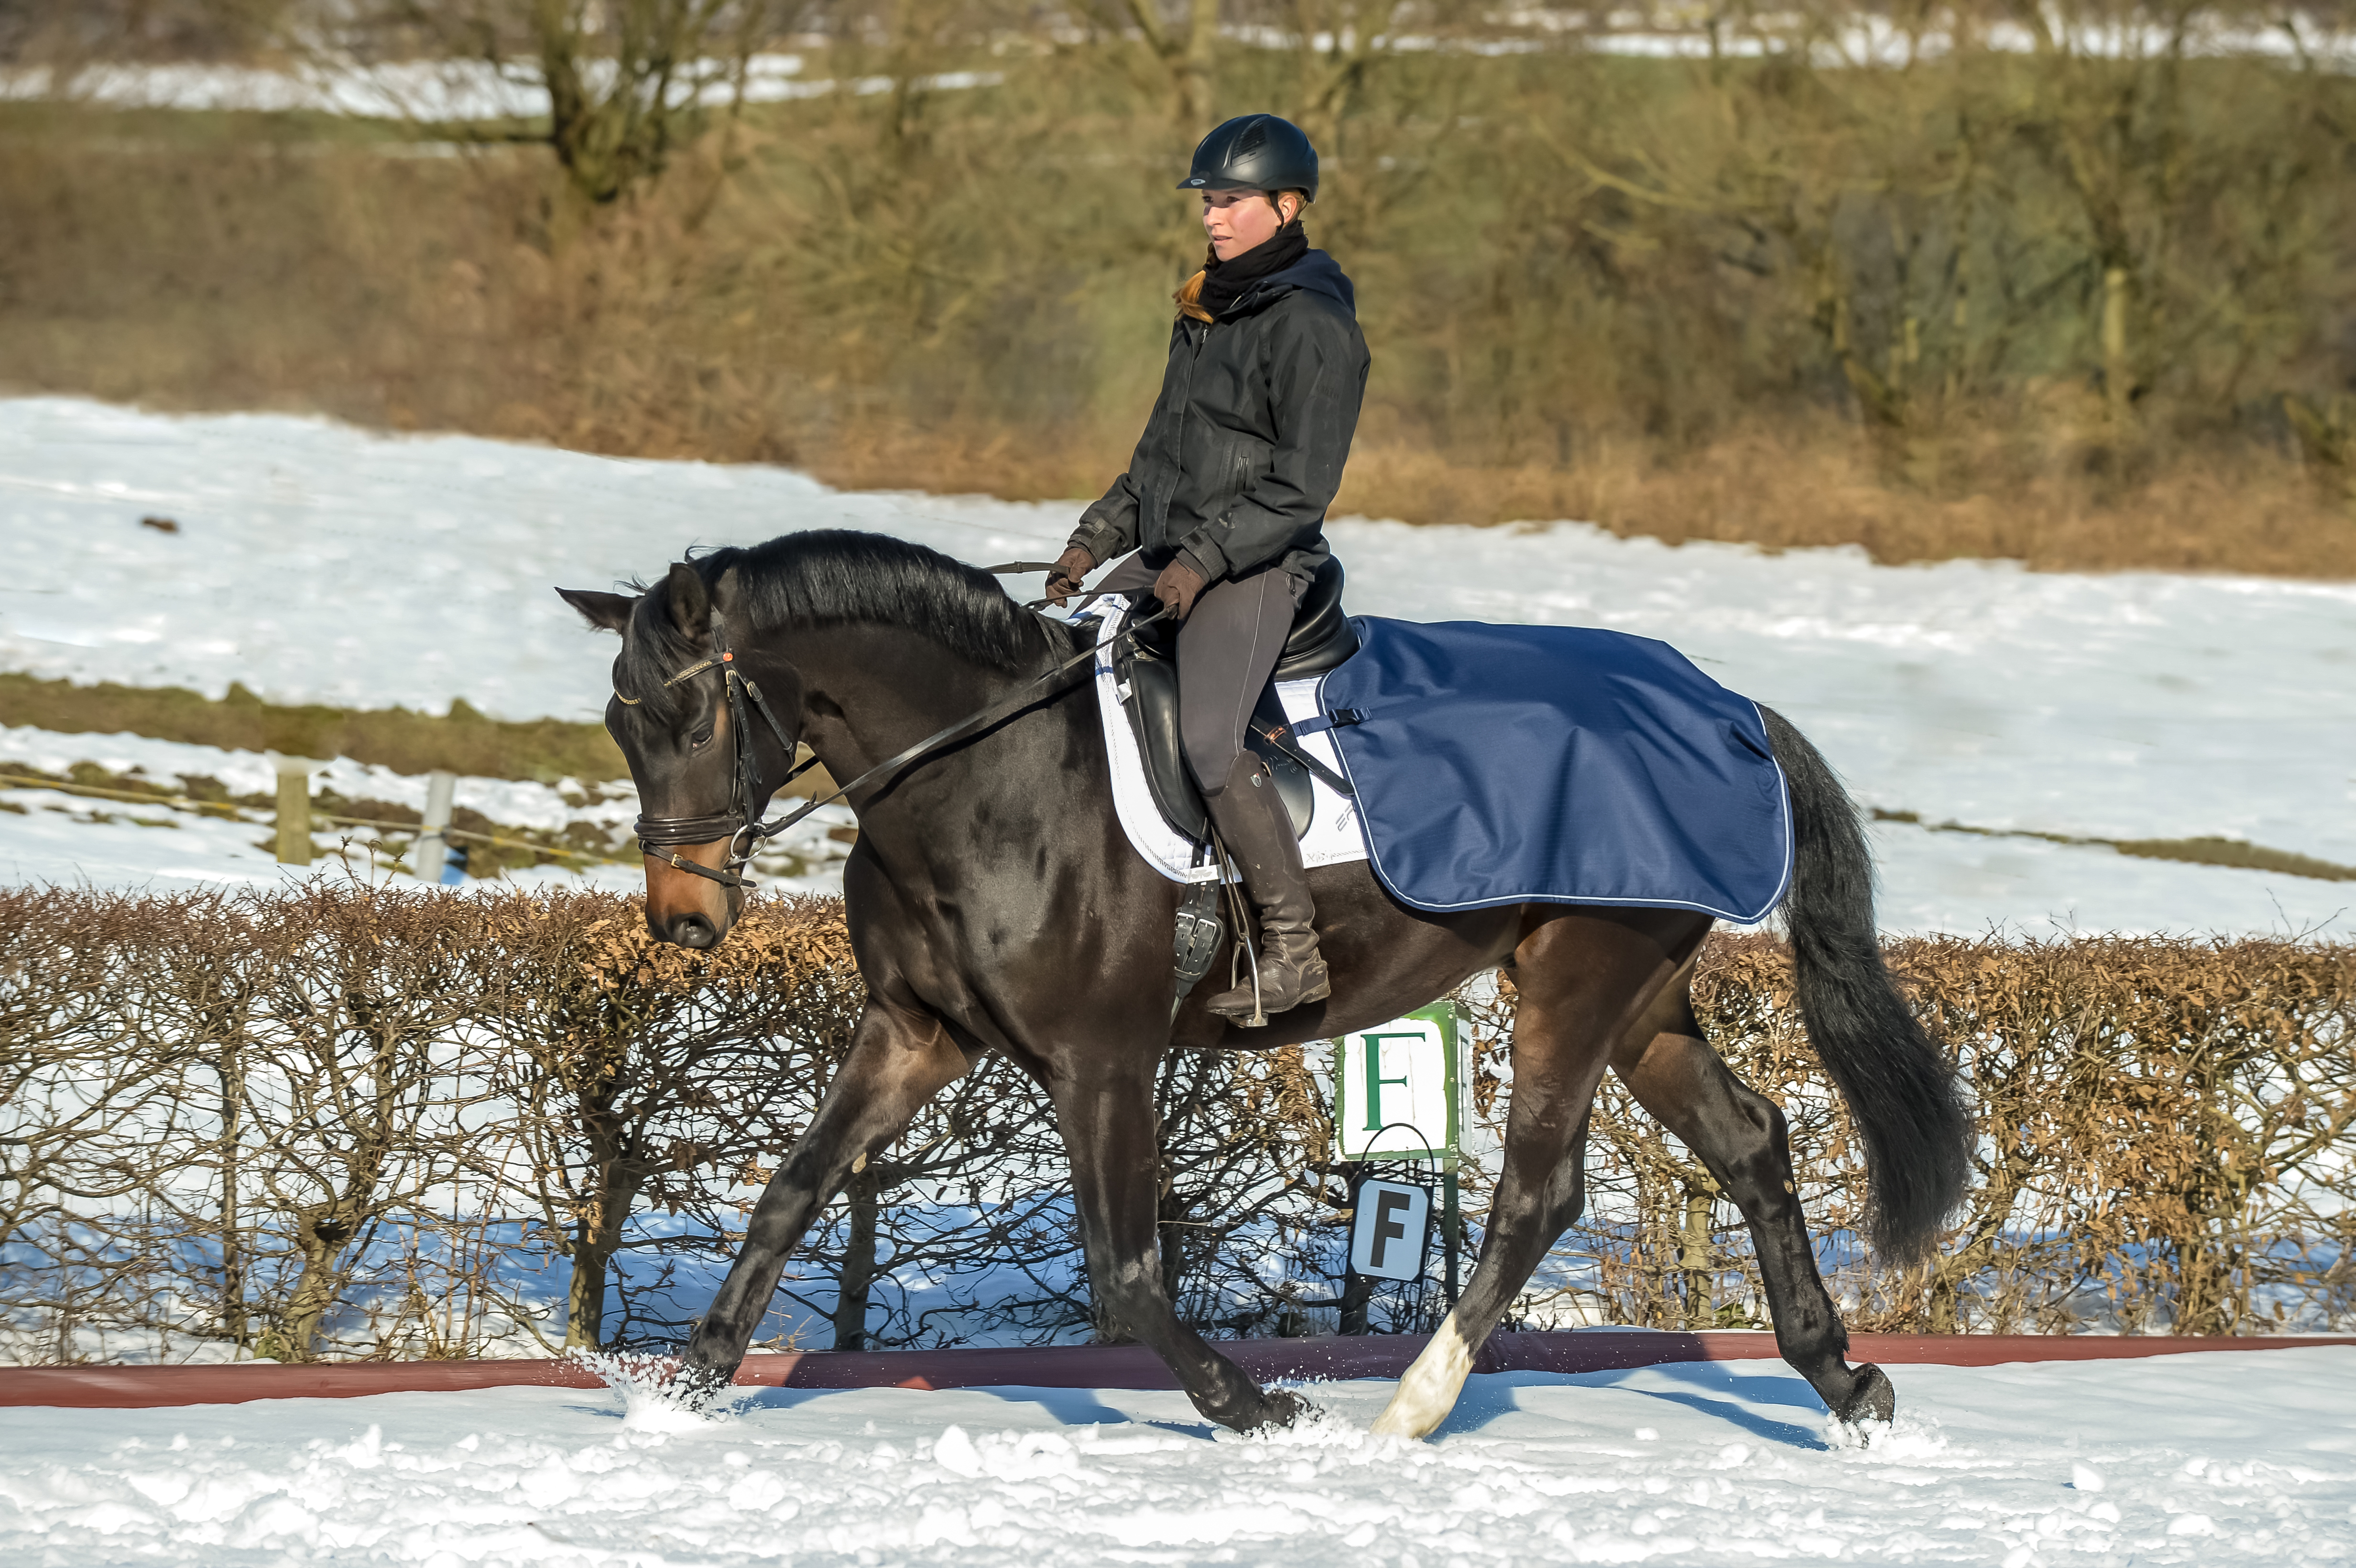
[{"xmin": 1069, "ymin": 250, "xmax": 1368, "ymax": 587}]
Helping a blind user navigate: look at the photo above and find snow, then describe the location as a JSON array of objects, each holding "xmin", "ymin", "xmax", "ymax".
[
  {"xmin": 2, "ymin": 395, "xmax": 2350, "ymax": 937},
  {"xmin": 3, "ymin": 1349, "xmax": 2352, "ymax": 1565},
  {"xmin": 1, "ymin": 396, "xmax": 2351, "ymax": 1552},
  {"xmin": 6, "ymin": 21, "xmax": 2352, "ymax": 120},
  {"xmin": 0, "ymin": 55, "xmax": 1000, "ymax": 120}
]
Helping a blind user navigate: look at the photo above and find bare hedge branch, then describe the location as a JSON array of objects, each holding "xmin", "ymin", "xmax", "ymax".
[{"xmin": 2, "ymin": 890, "xmax": 2348, "ymax": 1363}]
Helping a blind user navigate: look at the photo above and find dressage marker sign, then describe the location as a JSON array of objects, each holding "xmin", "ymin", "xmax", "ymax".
[
  {"xmin": 1332, "ymin": 1003, "xmax": 1467, "ymax": 1302},
  {"xmin": 1349, "ymin": 1179, "xmax": 1433, "ymax": 1282},
  {"xmin": 1332, "ymin": 1003, "xmax": 1463, "ymax": 1162}
]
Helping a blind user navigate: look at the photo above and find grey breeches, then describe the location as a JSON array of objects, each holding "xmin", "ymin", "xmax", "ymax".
[{"xmin": 1098, "ymin": 555, "xmax": 1307, "ymax": 797}]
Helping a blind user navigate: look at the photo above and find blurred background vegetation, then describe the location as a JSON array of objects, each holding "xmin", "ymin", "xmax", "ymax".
[{"xmin": 3, "ymin": 0, "xmax": 2353, "ymax": 573}]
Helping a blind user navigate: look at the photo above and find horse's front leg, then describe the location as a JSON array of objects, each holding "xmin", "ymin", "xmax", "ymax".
[
  {"xmin": 1056, "ymin": 1061, "xmax": 1302, "ymax": 1433},
  {"xmin": 677, "ymin": 1000, "xmax": 969, "ymax": 1400}
]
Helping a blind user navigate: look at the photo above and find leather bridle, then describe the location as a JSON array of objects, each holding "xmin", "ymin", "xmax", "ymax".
[
  {"xmin": 622, "ymin": 610, "xmax": 810, "ymax": 890},
  {"xmin": 623, "ymin": 595, "xmax": 1168, "ymax": 891}
]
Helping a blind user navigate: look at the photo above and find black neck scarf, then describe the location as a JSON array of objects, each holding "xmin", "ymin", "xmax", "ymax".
[{"xmin": 1197, "ymin": 220, "xmax": 1309, "ymax": 320}]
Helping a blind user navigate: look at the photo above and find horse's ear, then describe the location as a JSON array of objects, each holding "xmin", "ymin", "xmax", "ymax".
[
  {"xmin": 663, "ymin": 562, "xmax": 712, "ymax": 639},
  {"xmin": 557, "ymin": 587, "xmax": 637, "ymax": 633}
]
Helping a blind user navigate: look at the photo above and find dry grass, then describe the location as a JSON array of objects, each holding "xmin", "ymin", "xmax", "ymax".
[
  {"xmin": 730, "ymin": 402, "xmax": 2356, "ymax": 578},
  {"xmin": 1337, "ymin": 427, "xmax": 2356, "ymax": 576},
  {"xmin": 0, "ymin": 673, "xmax": 625, "ymax": 782},
  {"xmin": 1868, "ymin": 807, "xmax": 2356, "ymax": 885}
]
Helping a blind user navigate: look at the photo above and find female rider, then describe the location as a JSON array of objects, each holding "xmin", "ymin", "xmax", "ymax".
[{"xmin": 1046, "ymin": 113, "xmax": 1370, "ymax": 1024}]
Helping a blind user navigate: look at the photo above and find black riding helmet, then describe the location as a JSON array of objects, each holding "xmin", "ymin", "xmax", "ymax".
[{"xmin": 1177, "ymin": 114, "xmax": 1319, "ymax": 204}]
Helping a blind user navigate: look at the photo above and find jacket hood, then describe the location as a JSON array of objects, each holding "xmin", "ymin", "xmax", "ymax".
[{"xmin": 1237, "ymin": 249, "xmax": 1355, "ymax": 316}]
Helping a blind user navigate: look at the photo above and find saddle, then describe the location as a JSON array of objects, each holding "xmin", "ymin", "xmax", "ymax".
[{"xmin": 1113, "ymin": 556, "xmax": 1359, "ymax": 844}]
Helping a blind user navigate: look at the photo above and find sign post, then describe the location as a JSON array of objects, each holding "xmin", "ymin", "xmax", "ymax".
[{"xmin": 1442, "ymin": 1165, "xmax": 1461, "ymax": 1308}]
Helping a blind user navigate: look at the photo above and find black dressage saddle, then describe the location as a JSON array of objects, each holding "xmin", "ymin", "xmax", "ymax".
[{"xmin": 1113, "ymin": 556, "xmax": 1359, "ymax": 844}]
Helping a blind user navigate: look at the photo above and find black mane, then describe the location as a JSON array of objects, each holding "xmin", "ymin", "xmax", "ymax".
[{"xmin": 615, "ymin": 530, "xmax": 1069, "ymax": 716}]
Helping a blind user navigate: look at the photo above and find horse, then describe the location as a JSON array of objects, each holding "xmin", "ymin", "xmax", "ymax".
[{"xmin": 558, "ymin": 528, "xmax": 1971, "ymax": 1439}]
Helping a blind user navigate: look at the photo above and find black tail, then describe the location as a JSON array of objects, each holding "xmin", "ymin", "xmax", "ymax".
[{"xmin": 1761, "ymin": 706, "xmax": 1972, "ymax": 1263}]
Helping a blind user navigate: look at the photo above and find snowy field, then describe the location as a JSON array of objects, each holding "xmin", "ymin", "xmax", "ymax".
[
  {"xmin": 5, "ymin": 18, "xmax": 2351, "ymax": 121},
  {"xmin": 3, "ymin": 1349, "xmax": 2352, "ymax": 1566},
  {"xmin": 1, "ymin": 395, "xmax": 2352, "ymax": 937}
]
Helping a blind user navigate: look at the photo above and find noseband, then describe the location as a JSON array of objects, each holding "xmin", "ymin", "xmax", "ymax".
[{"xmin": 624, "ymin": 595, "xmax": 1170, "ymax": 892}]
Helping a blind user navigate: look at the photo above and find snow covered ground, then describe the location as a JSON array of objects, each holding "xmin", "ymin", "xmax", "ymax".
[
  {"xmin": 2, "ymin": 395, "xmax": 2351, "ymax": 937},
  {"xmin": 3, "ymin": 1349, "xmax": 2352, "ymax": 1566}
]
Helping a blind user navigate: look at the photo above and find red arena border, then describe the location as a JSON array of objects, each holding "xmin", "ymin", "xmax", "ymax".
[{"xmin": 6, "ymin": 1331, "xmax": 2353, "ymax": 1410}]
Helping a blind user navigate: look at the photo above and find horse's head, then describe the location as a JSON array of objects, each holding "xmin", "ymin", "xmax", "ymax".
[{"xmin": 559, "ymin": 563, "xmax": 795, "ymax": 949}]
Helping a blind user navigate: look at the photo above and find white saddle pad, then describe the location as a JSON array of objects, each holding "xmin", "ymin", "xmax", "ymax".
[{"xmin": 1088, "ymin": 595, "xmax": 1371, "ymax": 885}]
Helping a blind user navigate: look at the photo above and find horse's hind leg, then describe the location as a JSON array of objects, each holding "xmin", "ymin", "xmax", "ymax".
[
  {"xmin": 1055, "ymin": 1060, "xmax": 1300, "ymax": 1434},
  {"xmin": 1372, "ymin": 910, "xmax": 1707, "ymax": 1440},
  {"xmin": 1611, "ymin": 982, "xmax": 1896, "ymax": 1425},
  {"xmin": 678, "ymin": 1000, "xmax": 969, "ymax": 1398}
]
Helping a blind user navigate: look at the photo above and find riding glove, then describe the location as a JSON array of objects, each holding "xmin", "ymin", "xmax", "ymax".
[
  {"xmin": 1152, "ymin": 560, "xmax": 1207, "ymax": 621},
  {"xmin": 1044, "ymin": 544, "xmax": 1096, "ymax": 606}
]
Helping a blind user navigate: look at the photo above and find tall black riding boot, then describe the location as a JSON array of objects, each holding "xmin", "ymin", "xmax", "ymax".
[{"xmin": 1201, "ymin": 754, "xmax": 1331, "ymax": 1025}]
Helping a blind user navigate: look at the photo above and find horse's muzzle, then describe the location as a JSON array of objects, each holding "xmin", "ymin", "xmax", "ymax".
[
  {"xmin": 658, "ymin": 910, "xmax": 723, "ymax": 948},
  {"xmin": 642, "ymin": 839, "xmax": 741, "ymax": 947}
]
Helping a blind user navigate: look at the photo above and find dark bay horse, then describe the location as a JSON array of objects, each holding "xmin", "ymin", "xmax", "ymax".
[{"xmin": 559, "ymin": 529, "xmax": 1970, "ymax": 1439}]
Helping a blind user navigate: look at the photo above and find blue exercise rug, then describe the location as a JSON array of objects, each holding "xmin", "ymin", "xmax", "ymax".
[{"xmin": 1304, "ymin": 618, "xmax": 1792, "ymax": 922}]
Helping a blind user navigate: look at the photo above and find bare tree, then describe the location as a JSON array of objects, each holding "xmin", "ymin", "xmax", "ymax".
[{"xmin": 370, "ymin": 0, "xmax": 793, "ymax": 202}]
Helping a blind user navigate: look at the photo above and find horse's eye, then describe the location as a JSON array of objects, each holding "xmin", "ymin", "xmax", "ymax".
[{"xmin": 690, "ymin": 728, "xmax": 714, "ymax": 750}]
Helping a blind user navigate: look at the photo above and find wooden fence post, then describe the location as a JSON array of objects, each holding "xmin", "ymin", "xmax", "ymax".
[
  {"xmin": 266, "ymin": 753, "xmax": 328, "ymax": 866},
  {"xmin": 412, "ymin": 771, "xmax": 461, "ymax": 884}
]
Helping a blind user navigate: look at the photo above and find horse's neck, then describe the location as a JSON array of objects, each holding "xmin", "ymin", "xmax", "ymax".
[{"xmin": 784, "ymin": 622, "xmax": 1092, "ymax": 828}]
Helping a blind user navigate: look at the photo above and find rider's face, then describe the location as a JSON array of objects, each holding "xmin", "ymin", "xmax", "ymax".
[{"xmin": 1201, "ymin": 189, "xmax": 1294, "ymax": 262}]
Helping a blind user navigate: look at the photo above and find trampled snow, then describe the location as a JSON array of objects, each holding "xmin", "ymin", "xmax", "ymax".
[
  {"xmin": 3, "ymin": 1349, "xmax": 2352, "ymax": 1566},
  {"xmin": 1, "ymin": 395, "xmax": 2351, "ymax": 937}
]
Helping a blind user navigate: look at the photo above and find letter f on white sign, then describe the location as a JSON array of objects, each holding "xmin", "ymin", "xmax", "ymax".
[
  {"xmin": 1349, "ymin": 1179, "xmax": 1431, "ymax": 1281},
  {"xmin": 1370, "ymin": 1188, "xmax": 1411, "ymax": 1268},
  {"xmin": 1361, "ymin": 1032, "xmax": 1418, "ymax": 1131}
]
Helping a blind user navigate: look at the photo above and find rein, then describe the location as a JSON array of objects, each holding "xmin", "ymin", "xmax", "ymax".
[{"xmin": 628, "ymin": 587, "xmax": 1167, "ymax": 889}]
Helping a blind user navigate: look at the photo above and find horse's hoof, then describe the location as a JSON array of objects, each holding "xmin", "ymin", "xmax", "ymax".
[
  {"xmin": 673, "ymin": 1361, "xmax": 734, "ymax": 1412},
  {"xmin": 1832, "ymin": 1363, "xmax": 1896, "ymax": 1427},
  {"xmin": 1251, "ymin": 1388, "xmax": 1310, "ymax": 1431}
]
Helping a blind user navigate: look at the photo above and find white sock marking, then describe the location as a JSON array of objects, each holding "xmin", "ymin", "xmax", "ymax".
[{"xmin": 1369, "ymin": 1312, "xmax": 1478, "ymax": 1439}]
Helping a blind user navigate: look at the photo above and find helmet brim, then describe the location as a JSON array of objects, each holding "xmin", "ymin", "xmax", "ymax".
[{"xmin": 1176, "ymin": 176, "xmax": 1313, "ymax": 200}]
